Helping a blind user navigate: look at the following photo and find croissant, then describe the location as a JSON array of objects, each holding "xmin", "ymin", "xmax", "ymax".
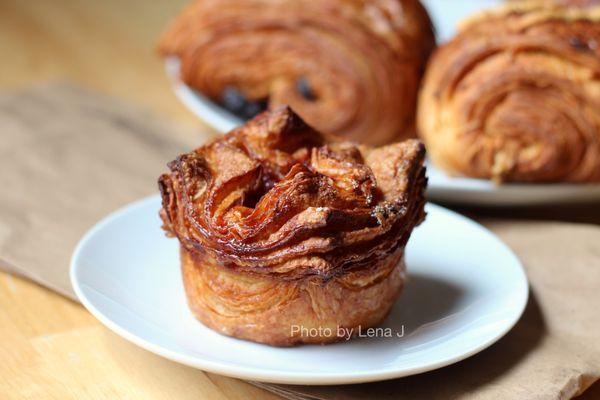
[
  {"xmin": 159, "ymin": 0, "xmax": 435, "ymax": 146},
  {"xmin": 158, "ymin": 106, "xmax": 426, "ymax": 346},
  {"xmin": 418, "ymin": 1, "xmax": 600, "ymax": 183}
]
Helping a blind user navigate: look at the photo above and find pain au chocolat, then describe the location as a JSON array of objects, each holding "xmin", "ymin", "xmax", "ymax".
[
  {"xmin": 418, "ymin": 0, "xmax": 600, "ymax": 183},
  {"xmin": 158, "ymin": 106, "xmax": 426, "ymax": 346},
  {"xmin": 158, "ymin": 0, "xmax": 434, "ymax": 145}
]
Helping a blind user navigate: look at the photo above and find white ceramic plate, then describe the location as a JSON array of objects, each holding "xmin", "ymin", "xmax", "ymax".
[
  {"xmin": 165, "ymin": 0, "xmax": 600, "ymax": 207},
  {"xmin": 166, "ymin": 58, "xmax": 600, "ymax": 206},
  {"xmin": 426, "ymin": 164, "xmax": 600, "ymax": 206},
  {"xmin": 71, "ymin": 195, "xmax": 528, "ymax": 385}
]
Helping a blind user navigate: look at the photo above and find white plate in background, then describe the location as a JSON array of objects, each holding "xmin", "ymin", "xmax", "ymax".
[
  {"xmin": 426, "ymin": 164, "xmax": 600, "ymax": 206},
  {"xmin": 165, "ymin": 58, "xmax": 241, "ymax": 133},
  {"xmin": 71, "ymin": 195, "xmax": 528, "ymax": 385},
  {"xmin": 166, "ymin": 58, "xmax": 600, "ymax": 206}
]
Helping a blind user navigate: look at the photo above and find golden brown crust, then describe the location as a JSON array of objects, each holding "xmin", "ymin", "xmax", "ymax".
[
  {"xmin": 181, "ymin": 246, "xmax": 405, "ymax": 346},
  {"xmin": 159, "ymin": 106, "xmax": 426, "ymax": 345},
  {"xmin": 159, "ymin": 0, "xmax": 435, "ymax": 145},
  {"xmin": 418, "ymin": 1, "xmax": 600, "ymax": 183}
]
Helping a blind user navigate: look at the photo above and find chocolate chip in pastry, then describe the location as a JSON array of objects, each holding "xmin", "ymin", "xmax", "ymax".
[
  {"xmin": 159, "ymin": 0, "xmax": 435, "ymax": 145},
  {"xmin": 418, "ymin": 1, "xmax": 600, "ymax": 183},
  {"xmin": 158, "ymin": 106, "xmax": 427, "ymax": 346}
]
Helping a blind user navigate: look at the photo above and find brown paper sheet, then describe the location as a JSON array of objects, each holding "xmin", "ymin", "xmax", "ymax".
[
  {"xmin": 1, "ymin": 84, "xmax": 598, "ymax": 399},
  {"xmin": 0, "ymin": 83, "xmax": 199, "ymax": 297}
]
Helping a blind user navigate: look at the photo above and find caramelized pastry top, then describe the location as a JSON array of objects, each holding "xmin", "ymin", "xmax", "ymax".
[
  {"xmin": 159, "ymin": 106, "xmax": 426, "ymax": 279},
  {"xmin": 418, "ymin": 0, "xmax": 600, "ymax": 183},
  {"xmin": 158, "ymin": 0, "xmax": 434, "ymax": 145}
]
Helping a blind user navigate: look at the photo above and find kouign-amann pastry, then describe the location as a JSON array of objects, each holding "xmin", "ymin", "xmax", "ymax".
[
  {"xmin": 158, "ymin": 106, "xmax": 426, "ymax": 346},
  {"xmin": 418, "ymin": 1, "xmax": 600, "ymax": 183},
  {"xmin": 159, "ymin": 0, "xmax": 435, "ymax": 145}
]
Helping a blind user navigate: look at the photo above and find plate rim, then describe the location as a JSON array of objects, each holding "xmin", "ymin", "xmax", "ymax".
[{"xmin": 70, "ymin": 195, "xmax": 529, "ymax": 385}]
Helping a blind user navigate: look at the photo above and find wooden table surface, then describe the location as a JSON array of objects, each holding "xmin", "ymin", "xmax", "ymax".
[
  {"xmin": 0, "ymin": 1, "xmax": 279, "ymax": 398},
  {"xmin": 1, "ymin": 1, "xmax": 599, "ymax": 399}
]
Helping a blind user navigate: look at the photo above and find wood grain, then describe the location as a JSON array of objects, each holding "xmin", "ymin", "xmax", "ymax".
[
  {"xmin": 0, "ymin": 0, "xmax": 211, "ymax": 127},
  {"xmin": 0, "ymin": 1, "xmax": 278, "ymax": 398},
  {"xmin": 0, "ymin": 273, "xmax": 281, "ymax": 399}
]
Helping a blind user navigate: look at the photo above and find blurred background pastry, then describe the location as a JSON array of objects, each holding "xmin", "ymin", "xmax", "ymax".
[
  {"xmin": 418, "ymin": 0, "xmax": 600, "ymax": 183},
  {"xmin": 159, "ymin": 0, "xmax": 435, "ymax": 145}
]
